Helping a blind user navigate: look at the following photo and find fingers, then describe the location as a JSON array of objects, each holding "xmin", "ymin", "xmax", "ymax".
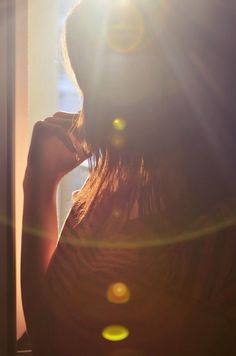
[
  {"xmin": 30, "ymin": 119, "xmax": 90, "ymax": 171},
  {"xmin": 44, "ymin": 116, "xmax": 73, "ymax": 131},
  {"xmin": 45, "ymin": 112, "xmax": 80, "ymax": 132},
  {"xmin": 32, "ymin": 120, "xmax": 77, "ymax": 153},
  {"xmin": 53, "ymin": 111, "xmax": 77, "ymax": 120}
]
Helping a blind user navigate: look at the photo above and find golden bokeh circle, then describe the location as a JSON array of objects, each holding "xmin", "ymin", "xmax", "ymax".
[
  {"xmin": 113, "ymin": 118, "xmax": 126, "ymax": 131},
  {"xmin": 102, "ymin": 325, "xmax": 130, "ymax": 342},
  {"xmin": 107, "ymin": 282, "xmax": 130, "ymax": 304}
]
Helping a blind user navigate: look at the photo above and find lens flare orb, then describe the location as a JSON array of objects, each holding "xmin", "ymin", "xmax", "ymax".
[
  {"xmin": 113, "ymin": 118, "xmax": 126, "ymax": 131},
  {"xmin": 106, "ymin": 2, "xmax": 144, "ymax": 53},
  {"xmin": 111, "ymin": 134, "xmax": 125, "ymax": 149},
  {"xmin": 102, "ymin": 325, "xmax": 130, "ymax": 342},
  {"xmin": 107, "ymin": 282, "xmax": 130, "ymax": 304}
]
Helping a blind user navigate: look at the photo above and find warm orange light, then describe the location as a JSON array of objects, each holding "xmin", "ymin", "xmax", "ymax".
[{"xmin": 107, "ymin": 282, "xmax": 130, "ymax": 304}]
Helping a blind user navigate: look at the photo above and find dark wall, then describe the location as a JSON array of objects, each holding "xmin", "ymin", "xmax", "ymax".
[{"xmin": 0, "ymin": 0, "xmax": 16, "ymax": 355}]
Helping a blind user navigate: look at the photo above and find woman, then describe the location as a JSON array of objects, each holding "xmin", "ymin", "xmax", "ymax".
[{"xmin": 22, "ymin": 0, "xmax": 236, "ymax": 355}]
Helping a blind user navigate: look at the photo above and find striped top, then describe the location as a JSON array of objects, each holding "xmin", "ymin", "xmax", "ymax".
[{"xmin": 45, "ymin": 199, "xmax": 236, "ymax": 356}]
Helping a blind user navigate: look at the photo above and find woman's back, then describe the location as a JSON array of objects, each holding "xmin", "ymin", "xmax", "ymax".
[{"xmin": 42, "ymin": 194, "xmax": 236, "ymax": 356}]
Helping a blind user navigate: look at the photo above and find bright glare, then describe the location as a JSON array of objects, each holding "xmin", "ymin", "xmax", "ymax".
[
  {"xmin": 102, "ymin": 325, "xmax": 130, "ymax": 341},
  {"xmin": 106, "ymin": 2, "xmax": 144, "ymax": 53}
]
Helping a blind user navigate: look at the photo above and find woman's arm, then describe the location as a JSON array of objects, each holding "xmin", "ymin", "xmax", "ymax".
[
  {"xmin": 22, "ymin": 168, "xmax": 58, "ymax": 289},
  {"xmin": 21, "ymin": 113, "xmax": 88, "ymax": 333},
  {"xmin": 21, "ymin": 169, "xmax": 58, "ymax": 333}
]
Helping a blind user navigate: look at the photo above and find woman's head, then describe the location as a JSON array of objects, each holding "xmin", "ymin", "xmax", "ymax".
[
  {"xmin": 65, "ymin": 1, "xmax": 236, "ymax": 172},
  {"xmin": 64, "ymin": 1, "xmax": 181, "ymax": 152},
  {"xmin": 64, "ymin": 0, "xmax": 236, "ymax": 224},
  {"xmin": 64, "ymin": 0, "xmax": 236, "ymax": 158}
]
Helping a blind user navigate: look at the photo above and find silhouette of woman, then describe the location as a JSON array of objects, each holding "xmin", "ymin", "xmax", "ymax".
[{"xmin": 22, "ymin": 1, "xmax": 236, "ymax": 355}]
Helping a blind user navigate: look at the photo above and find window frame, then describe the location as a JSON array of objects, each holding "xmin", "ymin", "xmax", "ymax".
[{"xmin": 0, "ymin": 0, "xmax": 17, "ymax": 355}]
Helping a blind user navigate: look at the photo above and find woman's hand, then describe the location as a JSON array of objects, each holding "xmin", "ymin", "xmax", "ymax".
[{"xmin": 24, "ymin": 112, "xmax": 89, "ymax": 187}]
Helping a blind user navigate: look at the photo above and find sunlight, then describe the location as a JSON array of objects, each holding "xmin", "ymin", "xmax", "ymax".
[{"xmin": 105, "ymin": 1, "xmax": 144, "ymax": 53}]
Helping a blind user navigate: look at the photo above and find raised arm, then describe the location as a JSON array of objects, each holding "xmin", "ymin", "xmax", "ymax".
[{"xmin": 21, "ymin": 112, "xmax": 88, "ymax": 333}]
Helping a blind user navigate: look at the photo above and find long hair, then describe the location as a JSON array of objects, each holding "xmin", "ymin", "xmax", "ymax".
[{"xmin": 63, "ymin": 0, "xmax": 236, "ymax": 235}]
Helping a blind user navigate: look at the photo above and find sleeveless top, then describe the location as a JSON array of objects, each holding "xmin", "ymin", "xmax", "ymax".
[{"xmin": 44, "ymin": 198, "xmax": 236, "ymax": 356}]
